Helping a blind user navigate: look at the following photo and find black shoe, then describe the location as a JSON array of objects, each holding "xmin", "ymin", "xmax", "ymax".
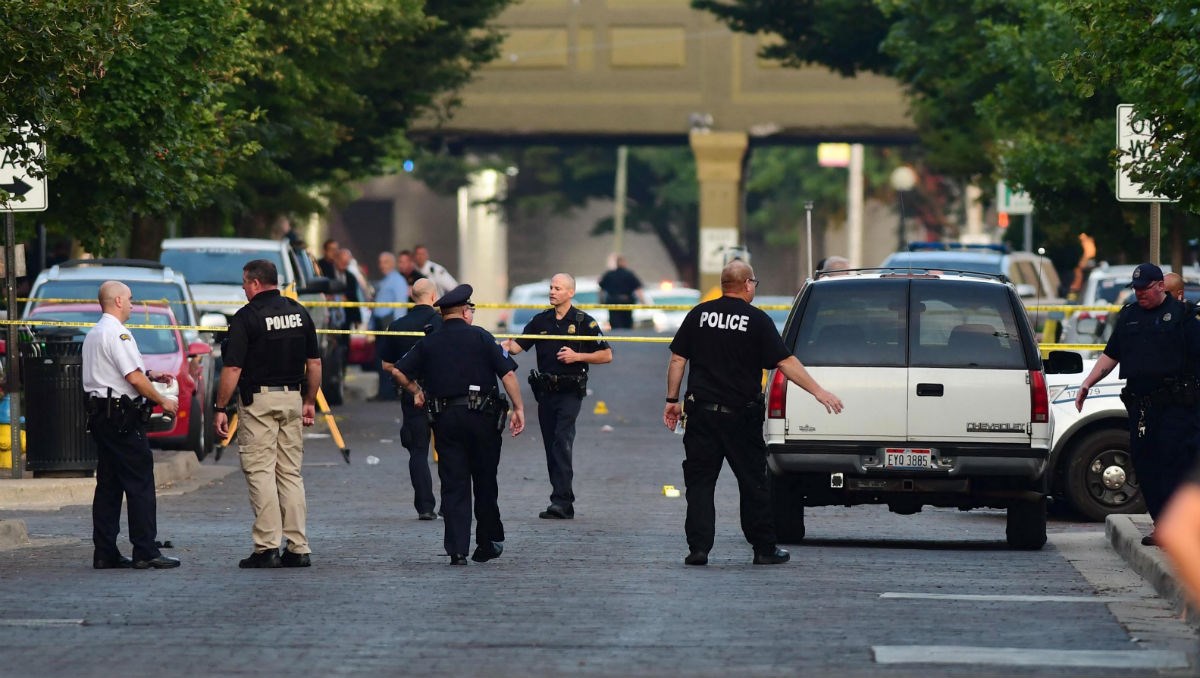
[
  {"xmin": 132, "ymin": 555, "xmax": 181, "ymax": 570},
  {"xmin": 538, "ymin": 505, "xmax": 574, "ymax": 520},
  {"xmin": 280, "ymin": 550, "xmax": 311, "ymax": 568},
  {"xmin": 684, "ymin": 550, "xmax": 709, "ymax": 566},
  {"xmin": 418, "ymin": 511, "xmax": 438, "ymax": 521},
  {"xmin": 93, "ymin": 555, "xmax": 133, "ymax": 570},
  {"xmin": 753, "ymin": 547, "xmax": 790, "ymax": 565},
  {"xmin": 1141, "ymin": 532, "xmax": 1158, "ymax": 547},
  {"xmin": 471, "ymin": 541, "xmax": 504, "ymax": 563},
  {"xmin": 449, "ymin": 554, "xmax": 469, "ymax": 566},
  {"xmin": 238, "ymin": 550, "xmax": 282, "ymax": 569}
]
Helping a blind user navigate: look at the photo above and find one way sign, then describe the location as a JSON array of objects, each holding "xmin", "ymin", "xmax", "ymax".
[{"xmin": 1, "ymin": 129, "xmax": 48, "ymax": 212}]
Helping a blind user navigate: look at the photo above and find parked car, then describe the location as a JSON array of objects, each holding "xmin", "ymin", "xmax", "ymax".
[
  {"xmin": 880, "ymin": 243, "xmax": 1064, "ymax": 328},
  {"xmin": 24, "ymin": 259, "xmax": 218, "ymax": 442},
  {"xmin": 159, "ymin": 238, "xmax": 348, "ymax": 404},
  {"xmin": 25, "ymin": 303, "xmax": 215, "ymax": 460},
  {"xmin": 764, "ymin": 268, "xmax": 1052, "ymax": 549},
  {"xmin": 635, "ymin": 285, "xmax": 701, "ymax": 333},
  {"xmin": 498, "ymin": 277, "xmax": 609, "ymax": 332},
  {"xmin": 1044, "ymin": 353, "xmax": 1140, "ymax": 521}
]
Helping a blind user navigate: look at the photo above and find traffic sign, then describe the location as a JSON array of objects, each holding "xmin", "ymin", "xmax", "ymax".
[
  {"xmin": 0, "ymin": 130, "xmax": 47, "ymax": 212},
  {"xmin": 996, "ymin": 180, "xmax": 1033, "ymax": 215},
  {"xmin": 1116, "ymin": 104, "xmax": 1176, "ymax": 203}
]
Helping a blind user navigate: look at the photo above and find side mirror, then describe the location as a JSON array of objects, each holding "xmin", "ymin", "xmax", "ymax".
[
  {"xmin": 1043, "ymin": 349, "xmax": 1084, "ymax": 375},
  {"xmin": 300, "ymin": 277, "xmax": 336, "ymax": 295},
  {"xmin": 187, "ymin": 341, "xmax": 212, "ymax": 358}
]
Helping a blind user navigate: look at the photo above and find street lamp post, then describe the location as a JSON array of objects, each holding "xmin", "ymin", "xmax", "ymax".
[{"xmin": 890, "ymin": 166, "xmax": 917, "ymax": 251}]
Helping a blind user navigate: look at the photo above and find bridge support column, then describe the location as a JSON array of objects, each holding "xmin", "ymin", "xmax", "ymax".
[{"xmin": 689, "ymin": 131, "xmax": 748, "ymax": 293}]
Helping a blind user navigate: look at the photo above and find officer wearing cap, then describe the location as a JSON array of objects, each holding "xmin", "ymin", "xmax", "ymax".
[
  {"xmin": 1077, "ymin": 262, "xmax": 1200, "ymax": 546},
  {"xmin": 214, "ymin": 260, "xmax": 322, "ymax": 568},
  {"xmin": 84, "ymin": 281, "xmax": 181, "ymax": 569},
  {"xmin": 504, "ymin": 273, "xmax": 612, "ymax": 520},
  {"xmin": 379, "ymin": 278, "xmax": 442, "ymax": 520},
  {"xmin": 389, "ymin": 284, "xmax": 526, "ymax": 565}
]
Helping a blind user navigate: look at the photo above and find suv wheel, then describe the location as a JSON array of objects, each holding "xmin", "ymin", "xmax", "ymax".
[
  {"xmin": 322, "ymin": 343, "xmax": 345, "ymax": 406},
  {"xmin": 187, "ymin": 394, "xmax": 209, "ymax": 462},
  {"xmin": 769, "ymin": 474, "xmax": 806, "ymax": 543},
  {"xmin": 1064, "ymin": 428, "xmax": 1143, "ymax": 521},
  {"xmin": 1006, "ymin": 497, "xmax": 1047, "ymax": 550}
]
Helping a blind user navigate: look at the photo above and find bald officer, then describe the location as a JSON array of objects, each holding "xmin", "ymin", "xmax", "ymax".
[
  {"xmin": 664, "ymin": 260, "xmax": 843, "ymax": 566},
  {"xmin": 215, "ymin": 259, "xmax": 322, "ymax": 569},
  {"xmin": 390, "ymin": 284, "xmax": 525, "ymax": 565},
  {"xmin": 84, "ymin": 281, "xmax": 180, "ymax": 569}
]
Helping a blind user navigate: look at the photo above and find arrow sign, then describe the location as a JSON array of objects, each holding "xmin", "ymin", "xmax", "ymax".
[
  {"xmin": 0, "ymin": 177, "xmax": 32, "ymax": 198},
  {"xmin": 0, "ymin": 128, "xmax": 48, "ymax": 212}
]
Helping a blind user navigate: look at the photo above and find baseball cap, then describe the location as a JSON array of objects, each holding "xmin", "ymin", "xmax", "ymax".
[{"xmin": 1129, "ymin": 262, "xmax": 1164, "ymax": 289}]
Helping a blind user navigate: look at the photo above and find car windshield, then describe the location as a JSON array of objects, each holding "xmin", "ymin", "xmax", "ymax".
[
  {"xmin": 28, "ymin": 310, "xmax": 179, "ymax": 355},
  {"xmin": 31, "ymin": 281, "xmax": 191, "ymax": 326},
  {"xmin": 793, "ymin": 278, "xmax": 1025, "ymax": 369},
  {"xmin": 1093, "ymin": 277, "xmax": 1128, "ymax": 303},
  {"xmin": 161, "ymin": 248, "xmax": 286, "ymax": 285}
]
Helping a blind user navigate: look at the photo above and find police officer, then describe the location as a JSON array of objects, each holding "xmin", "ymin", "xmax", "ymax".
[
  {"xmin": 1076, "ymin": 262, "xmax": 1200, "ymax": 546},
  {"xmin": 83, "ymin": 281, "xmax": 181, "ymax": 569},
  {"xmin": 663, "ymin": 260, "xmax": 843, "ymax": 566},
  {"xmin": 504, "ymin": 273, "xmax": 612, "ymax": 520},
  {"xmin": 598, "ymin": 255, "xmax": 645, "ymax": 330},
  {"xmin": 379, "ymin": 278, "xmax": 442, "ymax": 520},
  {"xmin": 389, "ymin": 284, "xmax": 525, "ymax": 565},
  {"xmin": 214, "ymin": 260, "xmax": 322, "ymax": 568}
]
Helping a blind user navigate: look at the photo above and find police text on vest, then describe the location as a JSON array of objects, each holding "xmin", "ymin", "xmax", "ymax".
[
  {"xmin": 266, "ymin": 313, "xmax": 303, "ymax": 331},
  {"xmin": 699, "ymin": 312, "xmax": 749, "ymax": 332}
]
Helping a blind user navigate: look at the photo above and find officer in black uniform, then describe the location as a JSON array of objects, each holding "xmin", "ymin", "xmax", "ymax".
[
  {"xmin": 598, "ymin": 255, "xmax": 644, "ymax": 329},
  {"xmin": 214, "ymin": 259, "xmax": 322, "ymax": 569},
  {"xmin": 83, "ymin": 281, "xmax": 181, "ymax": 570},
  {"xmin": 390, "ymin": 284, "xmax": 526, "ymax": 565},
  {"xmin": 379, "ymin": 278, "xmax": 442, "ymax": 520},
  {"xmin": 663, "ymin": 260, "xmax": 843, "ymax": 566},
  {"xmin": 1076, "ymin": 262, "xmax": 1200, "ymax": 546},
  {"xmin": 505, "ymin": 273, "xmax": 612, "ymax": 520}
]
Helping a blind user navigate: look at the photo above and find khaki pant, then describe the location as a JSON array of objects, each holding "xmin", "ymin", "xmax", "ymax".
[{"xmin": 237, "ymin": 390, "xmax": 309, "ymax": 554}]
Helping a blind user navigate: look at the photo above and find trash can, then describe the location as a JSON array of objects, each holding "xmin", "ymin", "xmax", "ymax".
[{"xmin": 21, "ymin": 328, "xmax": 97, "ymax": 477}]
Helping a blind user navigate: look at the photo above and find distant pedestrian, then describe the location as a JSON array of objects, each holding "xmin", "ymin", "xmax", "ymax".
[
  {"xmin": 214, "ymin": 260, "xmax": 322, "ymax": 569},
  {"xmin": 1165, "ymin": 272, "xmax": 1186, "ymax": 302},
  {"xmin": 1075, "ymin": 263, "xmax": 1200, "ymax": 547},
  {"xmin": 83, "ymin": 281, "xmax": 181, "ymax": 570},
  {"xmin": 599, "ymin": 254, "xmax": 645, "ymax": 330},
  {"xmin": 505, "ymin": 273, "xmax": 612, "ymax": 520},
  {"xmin": 371, "ymin": 252, "xmax": 409, "ymax": 401},
  {"xmin": 817, "ymin": 255, "xmax": 850, "ymax": 277},
  {"xmin": 390, "ymin": 284, "xmax": 526, "ymax": 565},
  {"xmin": 414, "ymin": 244, "xmax": 458, "ymax": 297},
  {"xmin": 397, "ymin": 249, "xmax": 427, "ymax": 294},
  {"xmin": 380, "ymin": 279, "xmax": 443, "ymax": 520},
  {"xmin": 663, "ymin": 260, "xmax": 843, "ymax": 566},
  {"xmin": 317, "ymin": 239, "xmax": 339, "ymax": 279}
]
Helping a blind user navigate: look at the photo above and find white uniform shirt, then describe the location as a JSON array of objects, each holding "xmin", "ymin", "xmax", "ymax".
[
  {"xmin": 83, "ymin": 313, "xmax": 145, "ymax": 398},
  {"xmin": 418, "ymin": 259, "xmax": 458, "ymax": 297}
]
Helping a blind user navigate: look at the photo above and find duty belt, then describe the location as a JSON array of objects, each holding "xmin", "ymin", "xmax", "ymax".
[
  {"xmin": 694, "ymin": 402, "xmax": 739, "ymax": 415},
  {"xmin": 257, "ymin": 384, "xmax": 301, "ymax": 393}
]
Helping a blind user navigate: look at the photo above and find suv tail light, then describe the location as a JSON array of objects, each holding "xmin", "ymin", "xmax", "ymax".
[
  {"xmin": 768, "ymin": 370, "xmax": 787, "ymax": 418},
  {"xmin": 1029, "ymin": 370, "xmax": 1049, "ymax": 423}
]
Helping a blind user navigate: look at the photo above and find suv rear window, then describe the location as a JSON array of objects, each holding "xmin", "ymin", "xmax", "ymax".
[
  {"xmin": 792, "ymin": 278, "xmax": 1026, "ymax": 369},
  {"xmin": 31, "ymin": 281, "xmax": 191, "ymax": 326}
]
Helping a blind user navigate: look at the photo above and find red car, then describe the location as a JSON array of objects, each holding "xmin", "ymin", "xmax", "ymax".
[{"xmin": 26, "ymin": 303, "xmax": 215, "ymax": 460}]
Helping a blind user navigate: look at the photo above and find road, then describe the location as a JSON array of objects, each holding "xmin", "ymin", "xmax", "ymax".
[{"xmin": 0, "ymin": 337, "xmax": 1195, "ymax": 677}]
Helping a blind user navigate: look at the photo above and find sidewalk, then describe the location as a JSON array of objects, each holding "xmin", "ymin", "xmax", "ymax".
[
  {"xmin": 0, "ymin": 450, "xmax": 237, "ymax": 549},
  {"xmin": 1107, "ymin": 513, "xmax": 1200, "ymax": 626}
]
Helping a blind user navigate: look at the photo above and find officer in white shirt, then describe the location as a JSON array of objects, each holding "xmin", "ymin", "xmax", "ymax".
[
  {"xmin": 83, "ymin": 281, "xmax": 180, "ymax": 570},
  {"xmin": 414, "ymin": 244, "xmax": 458, "ymax": 296}
]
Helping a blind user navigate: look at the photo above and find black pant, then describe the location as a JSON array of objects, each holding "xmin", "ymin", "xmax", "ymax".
[
  {"xmin": 608, "ymin": 310, "xmax": 633, "ymax": 329},
  {"xmin": 400, "ymin": 397, "xmax": 436, "ymax": 514},
  {"xmin": 681, "ymin": 406, "xmax": 775, "ymax": 553},
  {"xmin": 90, "ymin": 417, "xmax": 161, "ymax": 562},
  {"xmin": 1127, "ymin": 403, "xmax": 1200, "ymax": 521},
  {"xmin": 432, "ymin": 407, "xmax": 504, "ymax": 556},
  {"xmin": 538, "ymin": 390, "xmax": 582, "ymax": 511}
]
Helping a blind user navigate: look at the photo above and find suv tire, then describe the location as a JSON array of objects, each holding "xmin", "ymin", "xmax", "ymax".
[
  {"xmin": 187, "ymin": 394, "xmax": 209, "ymax": 462},
  {"xmin": 769, "ymin": 474, "xmax": 806, "ymax": 543},
  {"xmin": 1064, "ymin": 428, "xmax": 1143, "ymax": 522},
  {"xmin": 1006, "ymin": 497, "xmax": 1047, "ymax": 550},
  {"xmin": 322, "ymin": 344, "xmax": 345, "ymax": 406}
]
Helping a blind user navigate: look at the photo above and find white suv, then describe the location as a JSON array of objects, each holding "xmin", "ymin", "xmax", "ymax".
[{"xmin": 765, "ymin": 269, "xmax": 1053, "ymax": 549}]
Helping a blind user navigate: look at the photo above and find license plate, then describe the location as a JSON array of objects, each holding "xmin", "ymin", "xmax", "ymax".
[{"xmin": 884, "ymin": 448, "xmax": 932, "ymax": 469}]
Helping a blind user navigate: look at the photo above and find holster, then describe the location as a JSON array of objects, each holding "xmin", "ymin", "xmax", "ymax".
[
  {"xmin": 529, "ymin": 370, "xmax": 587, "ymax": 398},
  {"xmin": 239, "ymin": 386, "xmax": 254, "ymax": 408}
]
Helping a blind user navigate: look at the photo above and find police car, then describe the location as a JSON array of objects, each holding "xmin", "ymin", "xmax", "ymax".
[{"xmin": 764, "ymin": 267, "xmax": 1053, "ymax": 549}]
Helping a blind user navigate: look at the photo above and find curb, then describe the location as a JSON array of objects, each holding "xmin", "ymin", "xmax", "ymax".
[
  {"xmin": 1106, "ymin": 513, "xmax": 1200, "ymax": 626},
  {"xmin": 0, "ymin": 450, "xmax": 202, "ymax": 549}
]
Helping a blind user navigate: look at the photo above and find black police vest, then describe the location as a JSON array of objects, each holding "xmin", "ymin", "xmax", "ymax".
[
  {"xmin": 236, "ymin": 293, "xmax": 314, "ymax": 387},
  {"xmin": 1116, "ymin": 297, "xmax": 1195, "ymax": 384}
]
